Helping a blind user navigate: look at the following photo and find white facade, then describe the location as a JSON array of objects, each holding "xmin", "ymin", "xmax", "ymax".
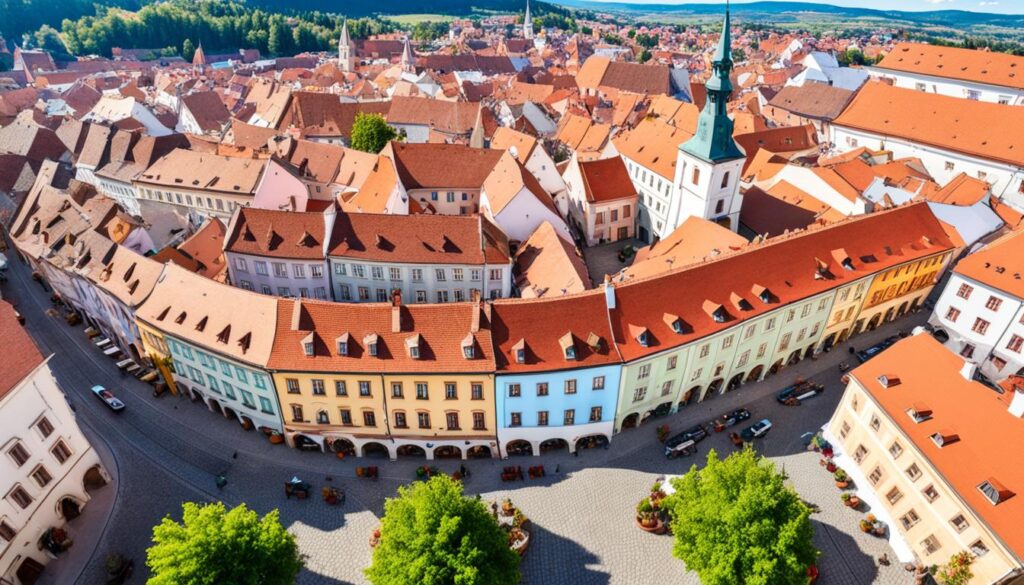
[
  {"xmin": 95, "ymin": 174, "xmax": 141, "ymax": 217},
  {"xmin": 81, "ymin": 96, "xmax": 171, "ymax": 137},
  {"xmin": 327, "ymin": 258, "xmax": 512, "ymax": 303},
  {"xmin": 226, "ymin": 252, "xmax": 331, "ymax": 300},
  {"xmin": 928, "ymin": 271, "xmax": 1024, "ymax": 381},
  {"xmin": 829, "ymin": 125, "xmax": 1024, "ymax": 212},
  {"xmin": 0, "ymin": 359, "xmax": 108, "ymax": 585},
  {"xmin": 669, "ymin": 147, "xmax": 745, "ymax": 235},
  {"xmin": 754, "ymin": 165, "xmax": 871, "ymax": 217},
  {"xmin": 867, "ymin": 67, "xmax": 1024, "ymax": 106}
]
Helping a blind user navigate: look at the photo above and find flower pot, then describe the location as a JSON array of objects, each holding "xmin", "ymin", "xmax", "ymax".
[
  {"xmin": 826, "ymin": 462, "xmax": 837, "ymax": 473},
  {"xmin": 846, "ymin": 496, "xmax": 861, "ymax": 508},
  {"xmin": 835, "ymin": 480, "xmax": 849, "ymax": 489},
  {"xmin": 636, "ymin": 516, "xmax": 666, "ymax": 534}
]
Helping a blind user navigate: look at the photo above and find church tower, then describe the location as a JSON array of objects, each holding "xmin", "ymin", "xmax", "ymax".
[
  {"xmin": 669, "ymin": 5, "xmax": 745, "ymax": 233},
  {"xmin": 524, "ymin": 0, "xmax": 535, "ymax": 40},
  {"xmin": 338, "ymin": 20, "xmax": 356, "ymax": 72},
  {"xmin": 400, "ymin": 37, "xmax": 416, "ymax": 74}
]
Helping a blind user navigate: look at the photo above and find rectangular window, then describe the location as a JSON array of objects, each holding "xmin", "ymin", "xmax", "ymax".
[
  {"xmin": 0, "ymin": 520, "xmax": 15, "ymax": 541},
  {"xmin": 921, "ymin": 535, "xmax": 941, "ymax": 555},
  {"xmin": 273, "ymin": 263, "xmax": 288, "ymax": 278},
  {"xmin": 446, "ymin": 412, "xmax": 460, "ymax": 430},
  {"xmin": 291, "ymin": 404, "xmax": 304, "ymax": 422},
  {"xmin": 535, "ymin": 411, "xmax": 546, "ymax": 426},
  {"xmin": 889, "ymin": 442, "xmax": 903, "ymax": 458},
  {"xmin": 394, "ymin": 412, "xmax": 407, "ymax": 428},
  {"xmin": 311, "ymin": 265, "xmax": 323, "ymax": 279},
  {"xmin": 335, "ymin": 380, "xmax": 348, "ymax": 396},
  {"xmin": 338, "ymin": 409, "xmax": 352, "ymax": 425},
  {"xmin": 363, "ymin": 412, "xmax": 376, "ymax": 427},
  {"xmin": 886, "ymin": 487, "xmax": 903, "ymax": 505},
  {"xmin": 259, "ymin": 397, "xmax": 274, "ymax": 414},
  {"xmin": 563, "ymin": 409, "xmax": 575, "ymax": 425},
  {"xmin": 868, "ymin": 466, "xmax": 883, "ymax": 485},
  {"xmin": 8, "ymin": 442, "xmax": 30, "ymax": 467},
  {"xmin": 8, "ymin": 486, "xmax": 32, "ymax": 509},
  {"xmin": 471, "ymin": 383, "xmax": 483, "ymax": 400},
  {"xmin": 592, "ymin": 376, "xmax": 605, "ymax": 390},
  {"xmin": 945, "ymin": 307, "xmax": 960, "ymax": 322},
  {"xmin": 293, "ymin": 264, "xmax": 306, "ymax": 278},
  {"xmin": 286, "ymin": 379, "xmax": 300, "ymax": 394},
  {"xmin": 508, "ymin": 384, "xmax": 521, "ymax": 397},
  {"xmin": 536, "ymin": 382, "xmax": 548, "ymax": 396},
  {"xmin": 473, "ymin": 412, "xmax": 486, "ymax": 430},
  {"xmin": 311, "ymin": 379, "xmax": 325, "ymax": 396},
  {"xmin": 1008, "ymin": 335, "xmax": 1024, "ymax": 353},
  {"xmin": 359, "ymin": 381, "xmax": 371, "ymax": 396},
  {"xmin": 418, "ymin": 412, "xmax": 431, "ymax": 428},
  {"xmin": 391, "ymin": 382, "xmax": 404, "ymax": 398},
  {"xmin": 371, "ymin": 266, "xmax": 384, "ymax": 280},
  {"xmin": 589, "ymin": 406, "xmax": 602, "ymax": 422},
  {"xmin": 957, "ymin": 283, "xmax": 973, "ymax": 299},
  {"xmin": 950, "ymin": 515, "xmax": 969, "ymax": 533},
  {"xmin": 632, "ymin": 387, "xmax": 647, "ymax": 402},
  {"xmin": 853, "ymin": 444, "xmax": 868, "ymax": 463},
  {"xmin": 906, "ymin": 463, "xmax": 922, "ymax": 481},
  {"xmin": 985, "ymin": 296, "xmax": 1002, "ymax": 311},
  {"xmin": 31, "ymin": 465, "xmax": 52, "ymax": 488},
  {"xmin": 564, "ymin": 379, "xmax": 577, "ymax": 394},
  {"xmin": 923, "ymin": 484, "xmax": 940, "ymax": 502},
  {"xmin": 972, "ymin": 318, "xmax": 990, "ymax": 335},
  {"xmin": 900, "ymin": 509, "xmax": 921, "ymax": 530},
  {"xmin": 445, "ymin": 383, "xmax": 457, "ymax": 400}
]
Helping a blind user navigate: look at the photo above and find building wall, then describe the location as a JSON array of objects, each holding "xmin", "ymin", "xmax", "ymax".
[
  {"xmin": 133, "ymin": 181, "xmax": 251, "ymax": 223},
  {"xmin": 327, "ymin": 258, "xmax": 511, "ymax": 303},
  {"xmin": 562, "ymin": 159, "xmax": 636, "ymax": 247},
  {"xmin": 867, "ymin": 68, "xmax": 1024, "ymax": 106},
  {"xmin": 226, "ymin": 251, "xmax": 331, "ymax": 300},
  {"xmin": 827, "ymin": 378, "xmax": 1020, "ymax": 584},
  {"xmin": 407, "ymin": 188, "xmax": 480, "ymax": 216},
  {"xmin": 620, "ymin": 155, "xmax": 673, "ymax": 244},
  {"xmin": 0, "ymin": 361, "xmax": 108, "ymax": 585},
  {"xmin": 495, "ymin": 364, "xmax": 621, "ymax": 455},
  {"xmin": 829, "ymin": 125, "xmax": 1024, "ymax": 212},
  {"xmin": 854, "ymin": 252, "xmax": 950, "ymax": 336},
  {"xmin": 273, "ymin": 371, "xmax": 389, "ymax": 455},
  {"xmin": 487, "ymin": 187, "xmax": 571, "ymax": 244},
  {"xmin": 95, "ymin": 175, "xmax": 141, "ymax": 217},
  {"xmin": 670, "ymin": 152, "xmax": 745, "ymax": 235},
  {"xmin": 928, "ymin": 271, "xmax": 1024, "ymax": 381}
]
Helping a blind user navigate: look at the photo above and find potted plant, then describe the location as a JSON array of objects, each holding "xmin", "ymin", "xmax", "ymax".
[
  {"xmin": 825, "ymin": 459, "xmax": 837, "ymax": 473},
  {"xmin": 512, "ymin": 509, "xmax": 529, "ymax": 529},
  {"xmin": 840, "ymin": 493, "xmax": 861, "ymax": 508},
  {"xmin": 502, "ymin": 498, "xmax": 515, "ymax": 516},
  {"xmin": 859, "ymin": 518, "xmax": 873, "ymax": 533},
  {"xmin": 834, "ymin": 468, "xmax": 850, "ymax": 489}
]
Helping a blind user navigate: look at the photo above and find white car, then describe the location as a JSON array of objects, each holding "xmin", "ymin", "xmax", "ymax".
[
  {"xmin": 741, "ymin": 419, "xmax": 772, "ymax": 441},
  {"xmin": 91, "ymin": 385, "xmax": 125, "ymax": 412}
]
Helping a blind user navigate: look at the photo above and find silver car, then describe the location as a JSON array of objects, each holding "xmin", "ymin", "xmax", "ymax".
[{"xmin": 91, "ymin": 385, "xmax": 125, "ymax": 412}]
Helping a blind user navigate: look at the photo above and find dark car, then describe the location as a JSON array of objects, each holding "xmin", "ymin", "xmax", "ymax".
[
  {"xmin": 666, "ymin": 425, "xmax": 708, "ymax": 448},
  {"xmin": 855, "ymin": 336, "xmax": 899, "ymax": 363},
  {"xmin": 716, "ymin": 408, "xmax": 752, "ymax": 429},
  {"xmin": 740, "ymin": 419, "xmax": 773, "ymax": 441},
  {"xmin": 776, "ymin": 382, "xmax": 825, "ymax": 404}
]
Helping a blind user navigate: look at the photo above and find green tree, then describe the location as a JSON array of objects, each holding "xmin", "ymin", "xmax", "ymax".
[
  {"xmin": 664, "ymin": 449, "xmax": 818, "ymax": 585},
  {"xmin": 146, "ymin": 502, "xmax": 303, "ymax": 585},
  {"xmin": 366, "ymin": 475, "xmax": 520, "ymax": 585},
  {"xmin": 937, "ymin": 551, "xmax": 974, "ymax": 585},
  {"xmin": 350, "ymin": 113, "xmax": 398, "ymax": 154},
  {"xmin": 34, "ymin": 25, "xmax": 67, "ymax": 54},
  {"xmin": 638, "ymin": 48, "xmax": 652, "ymax": 64},
  {"xmin": 182, "ymin": 38, "xmax": 195, "ymax": 61}
]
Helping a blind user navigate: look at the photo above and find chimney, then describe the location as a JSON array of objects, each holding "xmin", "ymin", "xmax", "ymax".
[
  {"xmin": 1009, "ymin": 390, "xmax": 1024, "ymax": 418},
  {"xmin": 960, "ymin": 359, "xmax": 977, "ymax": 382},
  {"xmin": 470, "ymin": 301, "xmax": 481, "ymax": 333},
  {"xmin": 603, "ymin": 275, "xmax": 616, "ymax": 310},
  {"xmin": 322, "ymin": 203, "xmax": 337, "ymax": 256}
]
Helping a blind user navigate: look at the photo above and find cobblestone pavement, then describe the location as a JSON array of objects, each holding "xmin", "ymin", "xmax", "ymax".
[{"xmin": 2, "ymin": 250, "xmax": 923, "ymax": 585}]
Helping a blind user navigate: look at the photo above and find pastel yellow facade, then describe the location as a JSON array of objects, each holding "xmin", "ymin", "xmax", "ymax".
[
  {"xmin": 828, "ymin": 378, "xmax": 1021, "ymax": 584},
  {"xmin": 852, "ymin": 252, "xmax": 952, "ymax": 335}
]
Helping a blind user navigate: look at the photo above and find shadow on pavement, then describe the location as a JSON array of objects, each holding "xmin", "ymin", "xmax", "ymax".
[{"xmin": 520, "ymin": 523, "xmax": 611, "ymax": 585}]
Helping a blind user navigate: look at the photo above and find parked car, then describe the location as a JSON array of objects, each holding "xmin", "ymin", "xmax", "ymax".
[
  {"xmin": 855, "ymin": 336, "xmax": 899, "ymax": 363},
  {"xmin": 665, "ymin": 425, "xmax": 708, "ymax": 449},
  {"xmin": 715, "ymin": 408, "xmax": 751, "ymax": 430},
  {"xmin": 776, "ymin": 382, "xmax": 825, "ymax": 404},
  {"xmin": 741, "ymin": 419, "xmax": 773, "ymax": 441},
  {"xmin": 91, "ymin": 385, "xmax": 125, "ymax": 412},
  {"xmin": 665, "ymin": 439, "xmax": 697, "ymax": 459}
]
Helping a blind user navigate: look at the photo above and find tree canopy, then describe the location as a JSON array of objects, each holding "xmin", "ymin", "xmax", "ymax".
[
  {"xmin": 664, "ymin": 448, "xmax": 818, "ymax": 585},
  {"xmin": 350, "ymin": 113, "xmax": 398, "ymax": 154},
  {"xmin": 366, "ymin": 475, "xmax": 520, "ymax": 585},
  {"xmin": 146, "ymin": 502, "xmax": 303, "ymax": 585}
]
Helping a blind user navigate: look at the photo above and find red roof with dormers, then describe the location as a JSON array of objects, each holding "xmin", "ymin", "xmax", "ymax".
[
  {"xmin": 490, "ymin": 291, "xmax": 621, "ymax": 373},
  {"xmin": 267, "ymin": 299, "xmax": 495, "ymax": 374},
  {"xmin": 608, "ymin": 202, "xmax": 954, "ymax": 362},
  {"xmin": 225, "ymin": 206, "xmax": 327, "ymax": 260}
]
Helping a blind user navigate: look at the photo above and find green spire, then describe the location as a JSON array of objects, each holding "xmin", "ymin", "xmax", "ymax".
[{"xmin": 680, "ymin": 2, "xmax": 744, "ymax": 163}]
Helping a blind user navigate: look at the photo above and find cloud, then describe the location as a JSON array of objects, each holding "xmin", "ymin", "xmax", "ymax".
[
  {"xmin": 925, "ymin": 0, "xmax": 953, "ymax": 3},
  {"xmin": 978, "ymin": 1, "xmax": 999, "ymax": 5}
]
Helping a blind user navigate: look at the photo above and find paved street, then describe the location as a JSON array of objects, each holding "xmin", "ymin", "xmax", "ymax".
[{"xmin": 1, "ymin": 248, "xmax": 921, "ymax": 585}]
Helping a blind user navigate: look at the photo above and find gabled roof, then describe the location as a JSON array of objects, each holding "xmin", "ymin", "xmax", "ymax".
[
  {"xmin": 482, "ymin": 151, "xmax": 556, "ymax": 216},
  {"xmin": 954, "ymin": 228, "xmax": 1024, "ymax": 299},
  {"xmin": 268, "ymin": 299, "xmax": 494, "ymax": 373},
  {"xmin": 390, "ymin": 141, "xmax": 502, "ymax": 190},
  {"xmin": 610, "ymin": 202, "xmax": 953, "ymax": 361},
  {"xmin": 137, "ymin": 149, "xmax": 266, "ymax": 195},
  {"xmin": 514, "ymin": 221, "xmax": 590, "ymax": 299},
  {"xmin": 623, "ymin": 216, "xmax": 747, "ymax": 282},
  {"xmin": 386, "ymin": 96, "xmax": 479, "ymax": 135},
  {"xmin": 876, "ymin": 42, "xmax": 1024, "ymax": 91},
  {"xmin": 181, "ymin": 91, "xmax": 231, "ymax": 133},
  {"xmin": 0, "ymin": 300, "xmax": 45, "ymax": 399},
  {"xmin": 576, "ymin": 156, "xmax": 636, "ymax": 204},
  {"xmin": 768, "ymin": 83, "xmax": 855, "ymax": 121},
  {"xmin": 225, "ymin": 207, "xmax": 326, "ymax": 260},
  {"xmin": 834, "ymin": 82, "xmax": 1024, "ymax": 168}
]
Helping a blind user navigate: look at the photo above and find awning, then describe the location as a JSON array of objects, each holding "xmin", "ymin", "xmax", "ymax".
[{"xmin": 103, "ymin": 346, "xmax": 122, "ymax": 356}]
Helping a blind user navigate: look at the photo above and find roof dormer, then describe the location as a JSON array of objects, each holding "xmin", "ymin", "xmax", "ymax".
[
  {"xmin": 978, "ymin": 478, "xmax": 1014, "ymax": 505},
  {"xmin": 216, "ymin": 325, "xmax": 231, "ymax": 344},
  {"xmin": 336, "ymin": 332, "xmax": 350, "ymax": 356},
  {"xmin": 405, "ymin": 333, "xmax": 422, "ymax": 359},
  {"xmin": 729, "ymin": 292, "xmax": 752, "ymax": 312},
  {"xmin": 907, "ymin": 402, "xmax": 932, "ymax": 423},
  {"xmin": 629, "ymin": 324, "xmax": 651, "ymax": 347},
  {"xmin": 175, "ymin": 311, "xmax": 187, "ymax": 324},
  {"xmin": 559, "ymin": 332, "xmax": 577, "ymax": 361},
  {"xmin": 663, "ymin": 313, "xmax": 689, "ymax": 334},
  {"xmin": 930, "ymin": 429, "xmax": 959, "ymax": 448},
  {"xmin": 512, "ymin": 338, "xmax": 527, "ymax": 364},
  {"xmin": 751, "ymin": 284, "xmax": 773, "ymax": 304},
  {"xmin": 877, "ymin": 374, "xmax": 901, "ymax": 388},
  {"xmin": 237, "ymin": 332, "xmax": 252, "ymax": 354},
  {"xmin": 586, "ymin": 332, "xmax": 602, "ymax": 352},
  {"xmin": 195, "ymin": 316, "xmax": 208, "ymax": 332},
  {"xmin": 301, "ymin": 332, "xmax": 315, "ymax": 357},
  {"xmin": 461, "ymin": 333, "xmax": 476, "ymax": 359},
  {"xmin": 813, "ymin": 257, "xmax": 833, "ymax": 280},
  {"xmin": 364, "ymin": 333, "xmax": 379, "ymax": 357},
  {"xmin": 702, "ymin": 300, "xmax": 728, "ymax": 323},
  {"xmin": 832, "ymin": 248, "xmax": 855, "ymax": 271}
]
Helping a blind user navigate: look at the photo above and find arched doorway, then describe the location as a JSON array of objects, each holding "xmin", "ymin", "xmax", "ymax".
[
  {"xmin": 223, "ymin": 405, "xmax": 238, "ymax": 422},
  {"xmin": 505, "ymin": 439, "xmax": 533, "ymax": 456},
  {"xmin": 680, "ymin": 386, "xmax": 700, "ymax": 408},
  {"xmin": 707, "ymin": 378, "xmax": 724, "ymax": 395},
  {"xmin": 239, "ymin": 415, "xmax": 255, "ymax": 431},
  {"xmin": 726, "ymin": 372, "xmax": 744, "ymax": 392},
  {"xmin": 362, "ymin": 442, "xmax": 390, "ymax": 459},
  {"xmin": 433, "ymin": 445, "xmax": 461, "ymax": 459},
  {"xmin": 866, "ymin": 314, "xmax": 881, "ymax": 331},
  {"xmin": 207, "ymin": 398, "xmax": 223, "ymax": 415},
  {"xmin": 59, "ymin": 496, "xmax": 82, "ymax": 520},
  {"xmin": 850, "ymin": 320, "xmax": 865, "ymax": 336},
  {"xmin": 820, "ymin": 333, "xmax": 837, "ymax": 352},
  {"xmin": 883, "ymin": 307, "xmax": 896, "ymax": 323},
  {"xmin": 746, "ymin": 365, "xmax": 764, "ymax": 383},
  {"xmin": 329, "ymin": 438, "xmax": 356, "ymax": 456},
  {"xmin": 804, "ymin": 344, "xmax": 816, "ymax": 360},
  {"xmin": 575, "ymin": 434, "xmax": 608, "ymax": 452},
  {"xmin": 17, "ymin": 557, "xmax": 45, "ymax": 585},
  {"xmin": 786, "ymin": 349, "xmax": 802, "ymax": 366},
  {"xmin": 769, "ymin": 359, "xmax": 784, "ymax": 375},
  {"xmin": 620, "ymin": 412, "xmax": 640, "ymax": 430},
  {"xmin": 896, "ymin": 301, "xmax": 909, "ymax": 318},
  {"xmin": 83, "ymin": 464, "xmax": 107, "ymax": 493},
  {"xmin": 396, "ymin": 444, "xmax": 426, "ymax": 458},
  {"xmin": 293, "ymin": 434, "xmax": 321, "ymax": 451},
  {"xmin": 653, "ymin": 401, "xmax": 673, "ymax": 416},
  {"xmin": 467, "ymin": 445, "xmax": 492, "ymax": 459},
  {"xmin": 539, "ymin": 438, "xmax": 569, "ymax": 453}
]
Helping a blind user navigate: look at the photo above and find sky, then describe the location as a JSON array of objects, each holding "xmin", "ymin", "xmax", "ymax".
[{"xmin": 590, "ymin": 0, "xmax": 1024, "ymax": 14}]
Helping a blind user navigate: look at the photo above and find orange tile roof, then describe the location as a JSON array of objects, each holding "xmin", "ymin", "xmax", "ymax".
[
  {"xmin": 138, "ymin": 149, "xmax": 266, "ymax": 196},
  {"xmin": 514, "ymin": 221, "xmax": 591, "ymax": 299},
  {"xmin": 927, "ymin": 173, "xmax": 991, "ymax": 206},
  {"xmin": 327, "ymin": 212, "xmax": 510, "ymax": 265},
  {"xmin": 624, "ymin": 216, "xmax": 747, "ymax": 282},
  {"xmin": 489, "ymin": 127, "xmax": 538, "ymax": 162},
  {"xmin": 577, "ymin": 156, "xmax": 636, "ymax": 204},
  {"xmin": 852, "ymin": 333, "xmax": 1024, "ymax": 558},
  {"xmin": 491, "ymin": 291, "xmax": 620, "ymax": 373},
  {"xmin": 344, "ymin": 154, "xmax": 398, "ymax": 214},
  {"xmin": 877, "ymin": 42, "xmax": 1024, "ymax": 91},
  {"xmin": 0, "ymin": 300, "xmax": 45, "ymax": 399},
  {"xmin": 177, "ymin": 217, "xmax": 228, "ymax": 280},
  {"xmin": 954, "ymin": 228, "xmax": 1024, "ymax": 299},
  {"xmin": 267, "ymin": 299, "xmax": 494, "ymax": 374},
  {"xmin": 611, "ymin": 116, "xmax": 694, "ymax": 180},
  {"xmin": 609, "ymin": 202, "xmax": 953, "ymax": 361},
  {"xmin": 481, "ymin": 152, "xmax": 557, "ymax": 216},
  {"xmin": 390, "ymin": 141, "xmax": 503, "ymax": 190},
  {"xmin": 225, "ymin": 207, "xmax": 326, "ymax": 260},
  {"xmin": 834, "ymin": 82, "xmax": 1024, "ymax": 168}
]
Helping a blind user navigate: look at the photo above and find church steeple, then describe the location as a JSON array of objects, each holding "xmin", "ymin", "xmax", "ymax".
[
  {"xmin": 338, "ymin": 19, "xmax": 355, "ymax": 72},
  {"xmin": 400, "ymin": 37, "xmax": 416, "ymax": 73},
  {"xmin": 680, "ymin": 4, "xmax": 743, "ymax": 163},
  {"xmin": 524, "ymin": 0, "xmax": 534, "ymax": 40}
]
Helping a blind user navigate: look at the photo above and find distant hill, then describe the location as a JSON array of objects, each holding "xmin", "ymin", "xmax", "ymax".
[{"xmin": 551, "ymin": 0, "xmax": 1024, "ymax": 29}]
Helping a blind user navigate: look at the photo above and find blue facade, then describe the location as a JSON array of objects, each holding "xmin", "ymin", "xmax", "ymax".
[
  {"xmin": 495, "ymin": 364, "xmax": 622, "ymax": 455},
  {"xmin": 165, "ymin": 335, "xmax": 284, "ymax": 432}
]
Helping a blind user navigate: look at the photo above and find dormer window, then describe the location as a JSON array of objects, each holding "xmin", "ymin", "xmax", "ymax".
[
  {"xmin": 664, "ymin": 313, "xmax": 687, "ymax": 334},
  {"xmin": 703, "ymin": 300, "xmax": 728, "ymax": 323},
  {"xmin": 730, "ymin": 292, "xmax": 752, "ymax": 312},
  {"xmin": 369, "ymin": 342, "xmax": 378, "ymax": 357},
  {"xmin": 586, "ymin": 332, "xmax": 602, "ymax": 352},
  {"xmin": 364, "ymin": 333, "xmax": 379, "ymax": 357},
  {"xmin": 461, "ymin": 333, "xmax": 475, "ymax": 359},
  {"xmin": 907, "ymin": 403, "xmax": 932, "ymax": 423},
  {"xmin": 752, "ymin": 284, "xmax": 772, "ymax": 304},
  {"xmin": 336, "ymin": 332, "xmax": 350, "ymax": 356},
  {"xmin": 301, "ymin": 332, "xmax": 315, "ymax": 357},
  {"xmin": 832, "ymin": 248, "xmax": 855, "ymax": 271},
  {"xmin": 930, "ymin": 430, "xmax": 959, "ymax": 448},
  {"xmin": 629, "ymin": 324, "xmax": 650, "ymax": 347},
  {"xmin": 512, "ymin": 339, "xmax": 526, "ymax": 364},
  {"xmin": 978, "ymin": 478, "xmax": 1014, "ymax": 505},
  {"xmin": 559, "ymin": 332, "xmax": 577, "ymax": 361},
  {"xmin": 405, "ymin": 334, "xmax": 421, "ymax": 359},
  {"xmin": 877, "ymin": 374, "xmax": 900, "ymax": 388}
]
